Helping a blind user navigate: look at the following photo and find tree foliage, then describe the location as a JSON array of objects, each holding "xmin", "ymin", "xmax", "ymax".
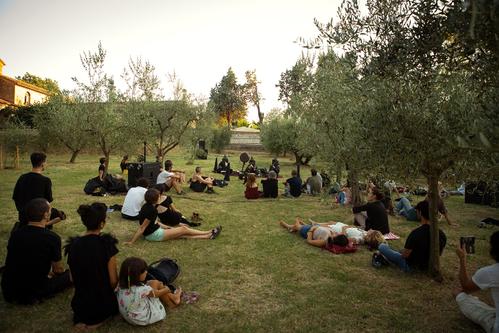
[
  {"xmin": 209, "ymin": 68, "xmax": 247, "ymax": 127},
  {"xmin": 15, "ymin": 73, "xmax": 61, "ymax": 95}
]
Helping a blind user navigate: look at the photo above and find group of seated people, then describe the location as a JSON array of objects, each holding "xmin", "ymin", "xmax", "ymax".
[
  {"xmin": 156, "ymin": 160, "xmax": 217, "ymax": 195},
  {"xmin": 2, "ymin": 152, "xmax": 497, "ymax": 332}
]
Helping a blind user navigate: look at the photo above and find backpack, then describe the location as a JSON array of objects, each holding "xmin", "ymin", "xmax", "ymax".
[
  {"xmin": 146, "ymin": 258, "xmax": 180, "ymax": 286},
  {"xmin": 84, "ymin": 177, "xmax": 105, "ymax": 195}
]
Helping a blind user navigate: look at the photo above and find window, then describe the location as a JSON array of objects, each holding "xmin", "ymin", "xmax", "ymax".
[{"xmin": 24, "ymin": 91, "xmax": 31, "ymax": 105}]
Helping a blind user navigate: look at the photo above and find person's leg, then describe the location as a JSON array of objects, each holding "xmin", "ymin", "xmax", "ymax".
[
  {"xmin": 378, "ymin": 243, "xmax": 410, "ymax": 272},
  {"xmin": 279, "ymin": 220, "xmax": 302, "ymax": 232},
  {"xmin": 396, "ymin": 197, "xmax": 412, "ymax": 215},
  {"xmin": 354, "ymin": 212, "xmax": 367, "ymax": 228},
  {"xmin": 42, "ymin": 270, "xmax": 72, "ymax": 299},
  {"xmin": 338, "ymin": 191, "xmax": 345, "ymax": 204},
  {"xmin": 170, "ymin": 178, "xmax": 183, "ymax": 194},
  {"xmin": 162, "ymin": 226, "xmax": 212, "ymax": 240},
  {"xmin": 455, "ymin": 291, "xmax": 496, "ymax": 333},
  {"xmin": 148, "ymin": 280, "xmax": 181, "ymax": 309}
]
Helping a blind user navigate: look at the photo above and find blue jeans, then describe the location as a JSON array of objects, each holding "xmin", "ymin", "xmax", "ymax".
[
  {"xmin": 396, "ymin": 197, "xmax": 418, "ymax": 221},
  {"xmin": 378, "ymin": 243, "xmax": 410, "ymax": 272},
  {"xmin": 338, "ymin": 191, "xmax": 346, "ymax": 205}
]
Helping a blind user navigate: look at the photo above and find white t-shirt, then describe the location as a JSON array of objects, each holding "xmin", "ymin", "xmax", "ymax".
[
  {"xmin": 156, "ymin": 170, "xmax": 174, "ymax": 184},
  {"xmin": 472, "ymin": 263, "xmax": 499, "ymax": 332},
  {"xmin": 122, "ymin": 186, "xmax": 147, "ymax": 217},
  {"xmin": 328, "ymin": 222, "xmax": 366, "ymax": 244}
]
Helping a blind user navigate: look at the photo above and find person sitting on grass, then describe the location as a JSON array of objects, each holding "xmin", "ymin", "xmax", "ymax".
[
  {"xmin": 245, "ymin": 173, "xmax": 261, "ymax": 199},
  {"xmin": 454, "ymin": 231, "xmax": 499, "ymax": 333},
  {"xmin": 261, "ymin": 170, "xmax": 278, "ymax": 198},
  {"xmin": 279, "ymin": 218, "xmax": 349, "ymax": 248},
  {"xmin": 395, "ymin": 195, "xmax": 456, "ymax": 226},
  {"xmin": 124, "ymin": 189, "xmax": 221, "ymax": 245},
  {"xmin": 121, "ymin": 177, "xmax": 149, "ymax": 221},
  {"xmin": 305, "ymin": 168, "xmax": 322, "ymax": 195},
  {"xmin": 116, "ymin": 257, "xmax": 182, "ymax": 326},
  {"xmin": 154, "ymin": 184, "xmax": 201, "ymax": 227},
  {"xmin": 352, "ymin": 188, "xmax": 390, "ymax": 235},
  {"xmin": 156, "ymin": 160, "xmax": 185, "ymax": 195},
  {"xmin": 120, "ymin": 155, "xmax": 128, "ymax": 174},
  {"xmin": 284, "ymin": 170, "xmax": 302, "ymax": 198},
  {"xmin": 1, "ymin": 198, "xmax": 71, "ymax": 304},
  {"xmin": 12, "ymin": 152, "xmax": 66, "ymax": 229},
  {"xmin": 376, "ymin": 200, "xmax": 446, "ymax": 272},
  {"xmin": 64, "ymin": 203, "xmax": 118, "ymax": 330},
  {"xmin": 190, "ymin": 166, "xmax": 216, "ymax": 194},
  {"xmin": 336, "ymin": 185, "xmax": 351, "ymax": 205}
]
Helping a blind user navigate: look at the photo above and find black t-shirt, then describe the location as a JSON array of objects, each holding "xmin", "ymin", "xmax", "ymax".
[
  {"xmin": 12, "ymin": 172, "xmax": 53, "ymax": 223},
  {"xmin": 353, "ymin": 201, "xmax": 390, "ymax": 234},
  {"xmin": 66, "ymin": 234, "xmax": 119, "ymax": 325},
  {"xmin": 1, "ymin": 226, "xmax": 61, "ymax": 303},
  {"xmin": 159, "ymin": 196, "xmax": 173, "ymax": 208},
  {"xmin": 139, "ymin": 203, "xmax": 160, "ymax": 236},
  {"xmin": 286, "ymin": 176, "xmax": 302, "ymax": 197},
  {"xmin": 405, "ymin": 224, "xmax": 447, "ymax": 270},
  {"xmin": 261, "ymin": 178, "xmax": 278, "ymax": 198}
]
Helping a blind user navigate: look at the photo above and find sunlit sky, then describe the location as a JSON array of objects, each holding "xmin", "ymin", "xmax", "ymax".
[{"xmin": 0, "ymin": 0, "xmax": 342, "ymax": 121}]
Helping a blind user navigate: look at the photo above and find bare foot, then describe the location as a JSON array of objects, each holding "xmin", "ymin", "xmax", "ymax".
[
  {"xmin": 74, "ymin": 323, "xmax": 87, "ymax": 332},
  {"xmin": 173, "ymin": 286, "xmax": 182, "ymax": 305},
  {"xmin": 452, "ymin": 287, "xmax": 464, "ymax": 298}
]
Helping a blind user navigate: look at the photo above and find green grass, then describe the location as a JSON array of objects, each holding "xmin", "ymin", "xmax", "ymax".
[{"xmin": 0, "ymin": 150, "xmax": 498, "ymax": 332}]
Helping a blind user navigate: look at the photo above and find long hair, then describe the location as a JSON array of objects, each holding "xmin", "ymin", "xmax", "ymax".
[{"xmin": 119, "ymin": 257, "xmax": 148, "ymax": 289}]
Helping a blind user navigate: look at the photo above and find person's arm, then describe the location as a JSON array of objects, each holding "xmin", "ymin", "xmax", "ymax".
[
  {"xmin": 456, "ymin": 246, "xmax": 480, "ymax": 293},
  {"xmin": 46, "ymin": 178, "xmax": 54, "ymax": 203},
  {"xmin": 352, "ymin": 203, "xmax": 369, "ymax": 214},
  {"xmin": 51, "ymin": 260, "xmax": 65, "ymax": 275},
  {"xmin": 400, "ymin": 248, "xmax": 412, "ymax": 258},
  {"xmin": 108, "ymin": 255, "xmax": 118, "ymax": 289},
  {"xmin": 148, "ymin": 286, "xmax": 175, "ymax": 298},
  {"xmin": 305, "ymin": 227, "xmax": 326, "ymax": 247},
  {"xmin": 125, "ymin": 219, "xmax": 150, "ymax": 245},
  {"xmin": 443, "ymin": 212, "xmax": 457, "ymax": 226},
  {"xmin": 46, "ymin": 217, "xmax": 62, "ymax": 227}
]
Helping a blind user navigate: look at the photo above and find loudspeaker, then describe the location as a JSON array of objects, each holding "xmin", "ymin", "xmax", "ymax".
[{"xmin": 127, "ymin": 162, "xmax": 161, "ymax": 187}]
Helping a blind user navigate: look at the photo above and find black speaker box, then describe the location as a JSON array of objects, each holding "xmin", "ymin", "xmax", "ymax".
[{"xmin": 127, "ymin": 162, "xmax": 161, "ymax": 187}]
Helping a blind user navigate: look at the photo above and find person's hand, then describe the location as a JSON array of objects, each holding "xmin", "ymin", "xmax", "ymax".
[
  {"xmin": 123, "ymin": 241, "xmax": 133, "ymax": 246},
  {"xmin": 456, "ymin": 244, "xmax": 466, "ymax": 260}
]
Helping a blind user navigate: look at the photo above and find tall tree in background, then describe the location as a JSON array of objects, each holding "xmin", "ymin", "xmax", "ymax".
[
  {"xmin": 15, "ymin": 73, "xmax": 61, "ymax": 95},
  {"xmin": 121, "ymin": 57, "xmax": 162, "ymax": 101},
  {"xmin": 72, "ymin": 42, "xmax": 134, "ymax": 171},
  {"xmin": 244, "ymin": 70, "xmax": 264, "ymax": 125},
  {"xmin": 209, "ymin": 68, "xmax": 247, "ymax": 127}
]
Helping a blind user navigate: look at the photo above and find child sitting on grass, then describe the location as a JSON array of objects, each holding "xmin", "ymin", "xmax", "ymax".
[{"xmin": 116, "ymin": 257, "xmax": 181, "ymax": 326}]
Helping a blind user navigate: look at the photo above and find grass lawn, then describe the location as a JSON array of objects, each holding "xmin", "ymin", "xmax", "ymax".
[{"xmin": 0, "ymin": 149, "xmax": 498, "ymax": 333}]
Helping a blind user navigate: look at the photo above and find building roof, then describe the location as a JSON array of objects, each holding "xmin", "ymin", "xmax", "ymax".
[{"xmin": 0, "ymin": 74, "xmax": 50, "ymax": 95}]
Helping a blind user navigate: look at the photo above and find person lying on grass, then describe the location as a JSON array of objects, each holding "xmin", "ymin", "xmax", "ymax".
[
  {"xmin": 280, "ymin": 218, "xmax": 384, "ymax": 248},
  {"xmin": 64, "ymin": 202, "xmax": 118, "ymax": 330},
  {"xmin": 308, "ymin": 219, "xmax": 385, "ymax": 247},
  {"xmin": 116, "ymin": 257, "xmax": 181, "ymax": 326},
  {"xmin": 279, "ymin": 217, "xmax": 349, "ymax": 248},
  {"xmin": 153, "ymin": 184, "xmax": 201, "ymax": 227},
  {"xmin": 124, "ymin": 189, "xmax": 221, "ymax": 245}
]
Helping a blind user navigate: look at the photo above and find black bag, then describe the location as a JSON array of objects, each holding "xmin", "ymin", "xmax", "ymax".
[
  {"xmin": 84, "ymin": 177, "xmax": 105, "ymax": 195},
  {"xmin": 146, "ymin": 258, "xmax": 180, "ymax": 285}
]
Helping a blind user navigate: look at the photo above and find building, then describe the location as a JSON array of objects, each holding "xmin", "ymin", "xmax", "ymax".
[
  {"xmin": 0, "ymin": 59, "xmax": 49, "ymax": 110},
  {"xmin": 227, "ymin": 126, "xmax": 264, "ymax": 151}
]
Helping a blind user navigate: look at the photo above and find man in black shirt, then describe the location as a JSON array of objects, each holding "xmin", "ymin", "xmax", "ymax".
[
  {"xmin": 284, "ymin": 170, "xmax": 302, "ymax": 198},
  {"xmin": 1, "ymin": 198, "xmax": 71, "ymax": 304},
  {"xmin": 352, "ymin": 189, "xmax": 390, "ymax": 234},
  {"xmin": 12, "ymin": 152, "xmax": 65, "ymax": 227},
  {"xmin": 377, "ymin": 200, "xmax": 447, "ymax": 272}
]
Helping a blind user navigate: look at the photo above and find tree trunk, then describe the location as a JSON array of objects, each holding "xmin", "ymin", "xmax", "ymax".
[
  {"xmin": 14, "ymin": 145, "xmax": 20, "ymax": 169},
  {"xmin": 104, "ymin": 151, "xmax": 110, "ymax": 173},
  {"xmin": 336, "ymin": 165, "xmax": 342, "ymax": 183},
  {"xmin": 69, "ymin": 150, "xmax": 80, "ymax": 163},
  {"xmin": 349, "ymin": 170, "xmax": 362, "ymax": 207},
  {"xmin": 256, "ymin": 103, "xmax": 264, "ymax": 125},
  {"xmin": 226, "ymin": 112, "xmax": 231, "ymax": 129},
  {"xmin": 0, "ymin": 144, "xmax": 3, "ymax": 170},
  {"xmin": 427, "ymin": 173, "xmax": 443, "ymax": 281}
]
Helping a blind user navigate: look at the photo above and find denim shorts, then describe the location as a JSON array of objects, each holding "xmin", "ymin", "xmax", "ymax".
[
  {"xmin": 145, "ymin": 228, "xmax": 164, "ymax": 242},
  {"xmin": 299, "ymin": 225, "xmax": 312, "ymax": 239}
]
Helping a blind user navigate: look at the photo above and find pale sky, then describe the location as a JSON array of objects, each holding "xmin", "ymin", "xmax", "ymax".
[{"xmin": 0, "ymin": 0, "xmax": 341, "ymax": 121}]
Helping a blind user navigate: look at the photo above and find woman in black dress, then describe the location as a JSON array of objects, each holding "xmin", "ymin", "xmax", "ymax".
[
  {"xmin": 153, "ymin": 184, "xmax": 200, "ymax": 227},
  {"xmin": 64, "ymin": 203, "xmax": 119, "ymax": 330}
]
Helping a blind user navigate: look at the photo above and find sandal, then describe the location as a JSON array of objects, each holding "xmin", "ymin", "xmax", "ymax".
[
  {"xmin": 210, "ymin": 226, "xmax": 221, "ymax": 239},
  {"xmin": 181, "ymin": 291, "xmax": 200, "ymax": 304}
]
